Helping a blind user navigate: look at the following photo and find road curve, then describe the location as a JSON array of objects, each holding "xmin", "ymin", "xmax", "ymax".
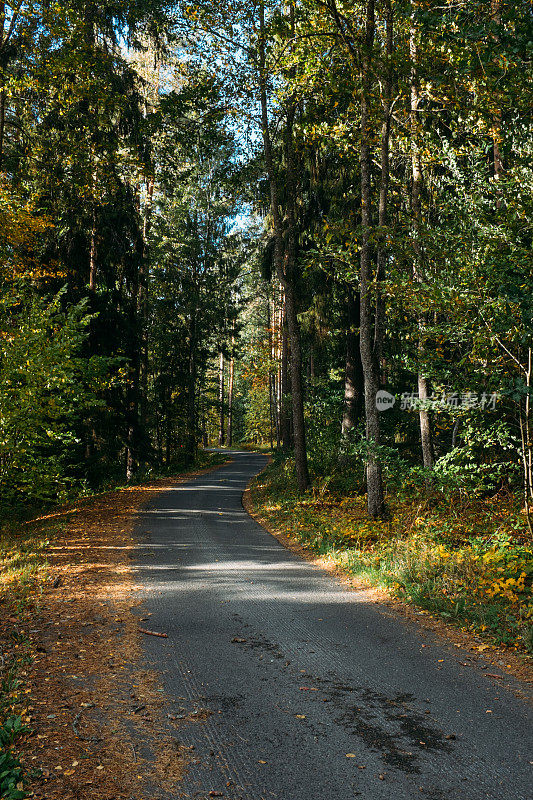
[{"xmin": 134, "ymin": 450, "xmax": 532, "ymax": 800}]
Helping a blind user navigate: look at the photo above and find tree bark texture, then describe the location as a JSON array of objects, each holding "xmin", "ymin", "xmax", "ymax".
[
  {"xmin": 218, "ymin": 349, "xmax": 225, "ymax": 447},
  {"xmin": 410, "ymin": 8, "xmax": 434, "ymax": 470},
  {"xmin": 258, "ymin": 0, "xmax": 309, "ymax": 490},
  {"xmin": 341, "ymin": 291, "xmax": 364, "ymax": 436},
  {"xmin": 359, "ymin": 0, "xmax": 386, "ymax": 518}
]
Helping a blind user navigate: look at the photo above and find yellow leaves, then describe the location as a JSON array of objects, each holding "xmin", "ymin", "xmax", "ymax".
[
  {"xmin": 0, "ymin": 181, "xmax": 54, "ymax": 281},
  {"xmin": 436, "ymin": 545, "xmax": 451, "ymax": 560}
]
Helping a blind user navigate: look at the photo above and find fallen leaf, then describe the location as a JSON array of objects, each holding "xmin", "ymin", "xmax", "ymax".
[
  {"xmin": 346, "ymin": 753, "xmax": 356, "ymax": 758},
  {"xmin": 295, "ymin": 714, "xmax": 306, "ymax": 719}
]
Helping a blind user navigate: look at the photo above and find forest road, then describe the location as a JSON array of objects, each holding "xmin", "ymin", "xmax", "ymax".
[{"xmin": 133, "ymin": 450, "xmax": 532, "ymax": 800}]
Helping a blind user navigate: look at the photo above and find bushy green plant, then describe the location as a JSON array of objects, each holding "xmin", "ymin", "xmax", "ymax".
[
  {"xmin": 0, "ymin": 748, "xmax": 26, "ymax": 800},
  {"xmin": 0, "ymin": 287, "xmax": 112, "ymax": 510},
  {"xmin": 305, "ymin": 381, "xmax": 344, "ymax": 476},
  {"xmin": 434, "ymin": 418, "xmax": 520, "ymax": 494}
]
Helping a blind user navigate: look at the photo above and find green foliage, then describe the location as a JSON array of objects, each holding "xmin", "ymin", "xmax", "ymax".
[
  {"xmin": 0, "ymin": 747, "xmax": 26, "ymax": 800},
  {"xmin": 0, "ymin": 716, "xmax": 30, "ymax": 749},
  {"xmin": 434, "ymin": 418, "xmax": 520, "ymax": 495},
  {"xmin": 0, "ymin": 664, "xmax": 31, "ymax": 800},
  {"xmin": 304, "ymin": 381, "xmax": 344, "ymax": 475},
  {"xmin": 0, "ymin": 288, "xmax": 110, "ymax": 510}
]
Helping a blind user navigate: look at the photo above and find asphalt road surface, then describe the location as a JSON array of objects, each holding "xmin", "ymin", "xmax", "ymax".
[{"xmin": 134, "ymin": 451, "xmax": 532, "ymax": 800}]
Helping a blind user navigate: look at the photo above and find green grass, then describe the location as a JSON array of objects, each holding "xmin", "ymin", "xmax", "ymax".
[{"xmin": 250, "ymin": 459, "xmax": 533, "ymax": 653}]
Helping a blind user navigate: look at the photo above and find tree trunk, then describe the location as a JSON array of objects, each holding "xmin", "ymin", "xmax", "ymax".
[
  {"xmin": 341, "ymin": 291, "xmax": 364, "ymax": 436},
  {"xmin": 491, "ymin": 0, "xmax": 503, "ymax": 184},
  {"xmin": 0, "ymin": 3, "xmax": 5, "ymax": 171},
  {"xmin": 89, "ymin": 210, "xmax": 97, "ymax": 290},
  {"xmin": 88, "ymin": 157, "xmax": 98, "ymax": 291},
  {"xmin": 258, "ymin": 0, "xmax": 309, "ymax": 490},
  {"xmin": 186, "ymin": 316, "xmax": 197, "ymax": 465},
  {"xmin": 280, "ymin": 292, "xmax": 291, "ymax": 449},
  {"xmin": 359, "ymin": 0, "xmax": 385, "ymax": 518},
  {"xmin": 275, "ymin": 296, "xmax": 282, "ymax": 448},
  {"xmin": 125, "ymin": 223, "xmax": 144, "ymax": 482},
  {"xmin": 282, "ymin": 105, "xmax": 310, "ymax": 490},
  {"xmin": 410, "ymin": 8, "xmax": 434, "ymax": 471},
  {"xmin": 165, "ymin": 387, "xmax": 172, "ymax": 466},
  {"xmin": 227, "ymin": 332, "xmax": 235, "ymax": 446},
  {"xmin": 139, "ymin": 175, "xmax": 154, "ymax": 434},
  {"xmin": 270, "ymin": 294, "xmax": 280, "ymax": 446},
  {"xmin": 0, "ymin": 87, "xmax": 5, "ymax": 171},
  {"xmin": 267, "ymin": 296, "xmax": 275, "ymax": 449},
  {"xmin": 519, "ymin": 347, "xmax": 533, "ymax": 536},
  {"xmin": 218, "ymin": 349, "xmax": 225, "ymax": 447},
  {"xmin": 284, "ymin": 283, "xmax": 309, "ymax": 490}
]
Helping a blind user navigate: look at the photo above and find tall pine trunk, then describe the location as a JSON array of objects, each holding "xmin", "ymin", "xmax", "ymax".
[
  {"xmin": 139, "ymin": 175, "xmax": 154, "ymax": 435},
  {"xmin": 227, "ymin": 334, "xmax": 235, "ymax": 447},
  {"xmin": 186, "ymin": 315, "xmax": 197, "ymax": 465},
  {"xmin": 88, "ymin": 173, "xmax": 97, "ymax": 291},
  {"xmin": 218, "ymin": 349, "xmax": 225, "ymax": 447},
  {"xmin": 280, "ymin": 292, "xmax": 291, "ymax": 449},
  {"xmin": 258, "ymin": 0, "xmax": 309, "ymax": 490},
  {"xmin": 359, "ymin": 0, "xmax": 386, "ymax": 518},
  {"xmin": 410, "ymin": 9, "xmax": 434, "ymax": 471}
]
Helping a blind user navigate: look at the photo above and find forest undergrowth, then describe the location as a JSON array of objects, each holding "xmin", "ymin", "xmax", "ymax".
[{"xmin": 250, "ymin": 458, "xmax": 533, "ymax": 656}]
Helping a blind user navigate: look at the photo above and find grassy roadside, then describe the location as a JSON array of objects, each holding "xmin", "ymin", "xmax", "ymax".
[
  {"xmin": 0, "ymin": 519, "xmax": 52, "ymax": 799},
  {"xmin": 0, "ymin": 449, "xmax": 227, "ymax": 799},
  {"xmin": 249, "ymin": 459, "xmax": 533, "ymax": 656}
]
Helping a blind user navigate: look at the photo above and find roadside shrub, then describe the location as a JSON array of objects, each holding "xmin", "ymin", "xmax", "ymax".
[
  {"xmin": 434, "ymin": 418, "xmax": 520, "ymax": 495},
  {"xmin": 0, "ymin": 288, "xmax": 111, "ymax": 511}
]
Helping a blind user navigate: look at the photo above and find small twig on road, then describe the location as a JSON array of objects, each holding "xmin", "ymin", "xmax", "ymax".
[{"xmin": 139, "ymin": 628, "xmax": 168, "ymax": 638}]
